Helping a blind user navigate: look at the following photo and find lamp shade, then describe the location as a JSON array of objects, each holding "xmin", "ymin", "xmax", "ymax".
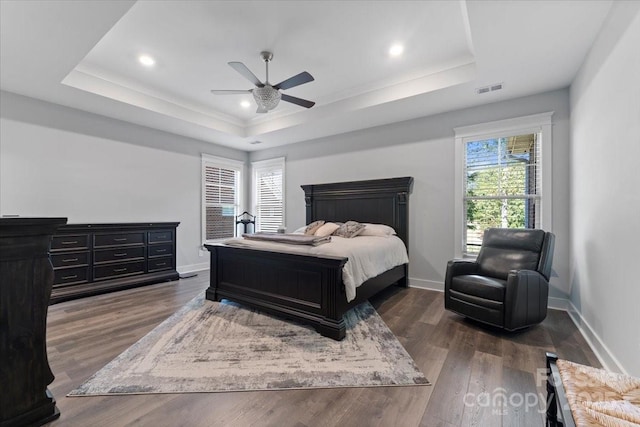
[{"xmin": 253, "ymin": 85, "xmax": 281, "ymax": 110}]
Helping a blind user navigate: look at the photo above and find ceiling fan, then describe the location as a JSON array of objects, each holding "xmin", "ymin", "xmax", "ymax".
[{"xmin": 211, "ymin": 51, "xmax": 315, "ymax": 113}]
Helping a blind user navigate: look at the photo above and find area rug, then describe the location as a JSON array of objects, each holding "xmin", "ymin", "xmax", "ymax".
[{"xmin": 68, "ymin": 295, "xmax": 429, "ymax": 395}]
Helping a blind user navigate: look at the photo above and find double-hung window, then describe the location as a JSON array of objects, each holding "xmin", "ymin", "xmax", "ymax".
[
  {"xmin": 251, "ymin": 157, "xmax": 285, "ymax": 232},
  {"xmin": 454, "ymin": 112, "xmax": 553, "ymax": 257},
  {"xmin": 202, "ymin": 155, "xmax": 243, "ymax": 242}
]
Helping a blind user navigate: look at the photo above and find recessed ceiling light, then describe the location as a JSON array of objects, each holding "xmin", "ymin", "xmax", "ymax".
[
  {"xmin": 240, "ymin": 100, "xmax": 251, "ymax": 109},
  {"xmin": 389, "ymin": 44, "xmax": 404, "ymax": 57},
  {"xmin": 138, "ymin": 55, "xmax": 155, "ymax": 67}
]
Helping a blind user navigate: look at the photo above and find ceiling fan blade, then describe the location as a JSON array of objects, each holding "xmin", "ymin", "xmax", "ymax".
[
  {"xmin": 256, "ymin": 106, "xmax": 268, "ymax": 113},
  {"xmin": 281, "ymin": 93, "xmax": 315, "ymax": 109},
  {"xmin": 274, "ymin": 71, "xmax": 314, "ymax": 90},
  {"xmin": 228, "ymin": 62, "xmax": 264, "ymax": 87},
  {"xmin": 210, "ymin": 89, "xmax": 252, "ymax": 95}
]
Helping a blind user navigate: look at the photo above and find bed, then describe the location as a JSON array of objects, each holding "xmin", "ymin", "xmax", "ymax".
[{"xmin": 204, "ymin": 176, "xmax": 413, "ymax": 340}]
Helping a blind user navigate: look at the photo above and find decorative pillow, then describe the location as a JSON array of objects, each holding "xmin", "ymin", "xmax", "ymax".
[
  {"xmin": 314, "ymin": 222, "xmax": 340, "ymax": 237},
  {"xmin": 304, "ymin": 220, "xmax": 325, "ymax": 235},
  {"xmin": 333, "ymin": 221, "xmax": 366, "ymax": 238},
  {"xmin": 359, "ymin": 223, "xmax": 396, "ymax": 237}
]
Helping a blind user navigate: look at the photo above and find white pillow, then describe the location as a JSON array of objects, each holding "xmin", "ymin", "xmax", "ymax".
[
  {"xmin": 314, "ymin": 222, "xmax": 340, "ymax": 237},
  {"xmin": 359, "ymin": 223, "xmax": 396, "ymax": 237}
]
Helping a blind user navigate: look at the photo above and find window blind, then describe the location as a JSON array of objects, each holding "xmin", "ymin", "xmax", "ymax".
[
  {"xmin": 254, "ymin": 166, "xmax": 283, "ymax": 232},
  {"xmin": 464, "ymin": 134, "xmax": 540, "ymax": 253},
  {"xmin": 204, "ymin": 164, "xmax": 239, "ymax": 240}
]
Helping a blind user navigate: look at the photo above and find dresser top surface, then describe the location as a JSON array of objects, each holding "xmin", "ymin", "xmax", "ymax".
[{"xmin": 57, "ymin": 222, "xmax": 180, "ymax": 232}]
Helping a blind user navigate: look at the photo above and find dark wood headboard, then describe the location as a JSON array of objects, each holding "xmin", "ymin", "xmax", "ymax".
[{"xmin": 301, "ymin": 177, "xmax": 414, "ymax": 248}]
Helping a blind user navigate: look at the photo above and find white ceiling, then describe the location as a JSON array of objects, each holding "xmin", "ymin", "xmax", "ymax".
[{"xmin": 0, "ymin": 0, "xmax": 612, "ymax": 151}]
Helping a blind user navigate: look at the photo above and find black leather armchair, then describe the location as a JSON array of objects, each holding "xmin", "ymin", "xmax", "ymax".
[{"xmin": 444, "ymin": 228, "xmax": 555, "ymax": 331}]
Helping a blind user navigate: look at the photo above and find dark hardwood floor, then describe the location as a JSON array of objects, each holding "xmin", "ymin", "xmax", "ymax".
[{"xmin": 44, "ymin": 273, "xmax": 600, "ymax": 427}]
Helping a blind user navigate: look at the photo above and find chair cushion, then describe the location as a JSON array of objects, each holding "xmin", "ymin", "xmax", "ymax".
[
  {"xmin": 476, "ymin": 228, "xmax": 545, "ymax": 280},
  {"xmin": 450, "ymin": 274, "xmax": 507, "ymax": 302}
]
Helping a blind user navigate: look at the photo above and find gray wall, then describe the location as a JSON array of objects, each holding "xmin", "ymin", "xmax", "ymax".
[
  {"xmin": 251, "ymin": 89, "xmax": 572, "ymax": 301},
  {"xmin": 569, "ymin": 2, "xmax": 640, "ymax": 376},
  {"xmin": 0, "ymin": 91, "xmax": 248, "ymax": 272}
]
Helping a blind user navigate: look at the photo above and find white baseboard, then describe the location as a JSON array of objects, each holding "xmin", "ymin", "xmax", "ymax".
[
  {"xmin": 408, "ymin": 277, "xmax": 444, "ymax": 292},
  {"xmin": 177, "ymin": 262, "xmax": 209, "ymax": 275},
  {"xmin": 566, "ymin": 301, "xmax": 628, "ymax": 375},
  {"xmin": 547, "ymin": 296, "xmax": 569, "ymax": 311}
]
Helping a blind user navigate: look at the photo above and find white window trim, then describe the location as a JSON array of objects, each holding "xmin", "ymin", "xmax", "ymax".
[
  {"xmin": 201, "ymin": 154, "xmax": 245, "ymax": 244},
  {"xmin": 453, "ymin": 112, "xmax": 553, "ymax": 258},
  {"xmin": 251, "ymin": 157, "xmax": 286, "ymax": 232}
]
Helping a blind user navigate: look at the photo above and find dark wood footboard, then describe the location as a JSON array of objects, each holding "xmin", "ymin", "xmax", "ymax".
[{"xmin": 206, "ymin": 244, "xmax": 352, "ymax": 339}]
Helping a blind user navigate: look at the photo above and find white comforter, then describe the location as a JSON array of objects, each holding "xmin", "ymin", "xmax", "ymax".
[{"xmin": 223, "ymin": 235, "xmax": 409, "ymax": 302}]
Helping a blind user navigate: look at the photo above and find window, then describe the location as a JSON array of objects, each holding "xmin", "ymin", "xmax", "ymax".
[
  {"xmin": 252, "ymin": 157, "xmax": 285, "ymax": 232},
  {"xmin": 202, "ymin": 155, "xmax": 243, "ymax": 241},
  {"xmin": 454, "ymin": 112, "xmax": 553, "ymax": 257}
]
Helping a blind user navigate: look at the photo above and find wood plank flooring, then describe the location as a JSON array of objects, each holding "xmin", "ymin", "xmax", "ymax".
[{"xmin": 44, "ymin": 273, "xmax": 600, "ymax": 427}]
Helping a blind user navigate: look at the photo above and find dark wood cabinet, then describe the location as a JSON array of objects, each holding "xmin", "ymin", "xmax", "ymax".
[
  {"xmin": 50, "ymin": 223, "xmax": 179, "ymax": 304},
  {"xmin": 1, "ymin": 217, "xmax": 66, "ymax": 427}
]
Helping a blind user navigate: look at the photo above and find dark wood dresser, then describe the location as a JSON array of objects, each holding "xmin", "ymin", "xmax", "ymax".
[
  {"xmin": 50, "ymin": 222, "xmax": 179, "ymax": 304},
  {"xmin": 1, "ymin": 217, "xmax": 66, "ymax": 427}
]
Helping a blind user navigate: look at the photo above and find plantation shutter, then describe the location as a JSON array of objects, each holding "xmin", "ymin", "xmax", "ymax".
[
  {"xmin": 204, "ymin": 163, "xmax": 239, "ymax": 240},
  {"xmin": 255, "ymin": 166, "xmax": 283, "ymax": 232},
  {"xmin": 464, "ymin": 134, "xmax": 541, "ymax": 253}
]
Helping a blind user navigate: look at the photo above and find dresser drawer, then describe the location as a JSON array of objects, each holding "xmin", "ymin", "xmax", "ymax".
[
  {"xmin": 148, "ymin": 256, "xmax": 174, "ymax": 272},
  {"xmin": 54, "ymin": 266, "xmax": 89, "ymax": 287},
  {"xmin": 148, "ymin": 244, "xmax": 173, "ymax": 258},
  {"xmin": 94, "ymin": 261, "xmax": 145, "ymax": 280},
  {"xmin": 94, "ymin": 232, "xmax": 145, "ymax": 248},
  {"xmin": 148, "ymin": 230, "xmax": 173, "ymax": 244},
  {"xmin": 51, "ymin": 251, "xmax": 90, "ymax": 268},
  {"xmin": 94, "ymin": 246, "xmax": 145, "ymax": 264},
  {"xmin": 51, "ymin": 234, "xmax": 89, "ymax": 251}
]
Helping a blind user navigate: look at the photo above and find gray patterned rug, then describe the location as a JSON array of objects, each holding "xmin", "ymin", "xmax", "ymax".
[{"xmin": 68, "ymin": 295, "xmax": 429, "ymax": 395}]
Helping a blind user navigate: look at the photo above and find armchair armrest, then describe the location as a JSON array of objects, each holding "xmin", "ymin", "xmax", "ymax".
[
  {"xmin": 444, "ymin": 259, "xmax": 479, "ymax": 291},
  {"xmin": 444, "ymin": 259, "xmax": 479, "ymax": 310},
  {"xmin": 504, "ymin": 269, "xmax": 549, "ymax": 331}
]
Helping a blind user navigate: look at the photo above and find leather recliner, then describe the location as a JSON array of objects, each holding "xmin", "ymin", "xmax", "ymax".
[{"xmin": 444, "ymin": 228, "xmax": 555, "ymax": 331}]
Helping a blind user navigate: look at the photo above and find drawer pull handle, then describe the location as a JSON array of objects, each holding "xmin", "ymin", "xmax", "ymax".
[
  {"xmin": 62, "ymin": 274, "xmax": 78, "ymax": 280},
  {"xmin": 114, "ymin": 253, "xmax": 128, "ymax": 257},
  {"xmin": 156, "ymin": 249, "xmax": 167, "ymax": 253},
  {"xmin": 113, "ymin": 238, "xmax": 128, "ymax": 242},
  {"xmin": 61, "ymin": 241, "xmax": 78, "ymax": 245},
  {"xmin": 155, "ymin": 262, "xmax": 167, "ymax": 266},
  {"xmin": 62, "ymin": 258, "xmax": 78, "ymax": 262},
  {"xmin": 113, "ymin": 268, "xmax": 127, "ymax": 272}
]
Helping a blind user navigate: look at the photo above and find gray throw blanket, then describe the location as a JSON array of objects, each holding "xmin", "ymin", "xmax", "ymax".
[{"xmin": 242, "ymin": 232, "xmax": 331, "ymax": 246}]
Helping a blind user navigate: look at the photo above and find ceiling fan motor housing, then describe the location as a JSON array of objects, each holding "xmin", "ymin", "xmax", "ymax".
[{"xmin": 253, "ymin": 85, "xmax": 281, "ymax": 110}]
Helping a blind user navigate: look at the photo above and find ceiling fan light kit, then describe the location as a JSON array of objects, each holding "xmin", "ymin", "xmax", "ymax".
[
  {"xmin": 253, "ymin": 85, "xmax": 281, "ymax": 112},
  {"xmin": 211, "ymin": 51, "xmax": 315, "ymax": 114}
]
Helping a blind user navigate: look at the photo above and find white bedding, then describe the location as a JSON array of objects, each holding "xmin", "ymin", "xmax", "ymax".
[{"xmin": 223, "ymin": 235, "xmax": 409, "ymax": 302}]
